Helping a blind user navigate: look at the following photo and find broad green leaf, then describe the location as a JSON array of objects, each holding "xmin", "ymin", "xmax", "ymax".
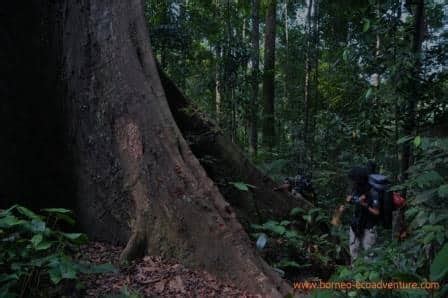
[
  {"xmin": 436, "ymin": 284, "xmax": 448, "ymax": 298},
  {"xmin": 62, "ymin": 233, "xmax": 88, "ymax": 244},
  {"xmin": 415, "ymin": 171, "xmax": 444, "ymax": 188},
  {"xmin": 0, "ymin": 215, "xmax": 26, "ymax": 228},
  {"xmin": 31, "ymin": 234, "xmax": 43, "ymax": 247},
  {"xmin": 35, "ymin": 241, "xmax": 52, "ymax": 251},
  {"xmin": 49, "ymin": 258, "xmax": 78, "ymax": 283},
  {"xmin": 0, "ymin": 205, "xmax": 18, "ymax": 216},
  {"xmin": 229, "ymin": 181, "xmax": 256, "ymax": 191},
  {"xmin": 410, "ymin": 210, "xmax": 427, "ymax": 228},
  {"xmin": 0, "ymin": 274, "xmax": 19, "ymax": 283},
  {"xmin": 430, "ymin": 243, "xmax": 448, "ymax": 281},
  {"xmin": 284, "ymin": 230, "xmax": 299, "ymax": 239},
  {"xmin": 368, "ymin": 271, "xmax": 380, "ymax": 281},
  {"xmin": 280, "ymin": 220, "xmax": 291, "ymax": 226},
  {"xmin": 262, "ymin": 221, "xmax": 286, "ymax": 235},
  {"xmin": 41, "ymin": 208, "xmax": 72, "ymax": 214},
  {"xmin": 363, "ymin": 19, "xmax": 370, "ymax": 32},
  {"xmin": 42, "ymin": 208, "xmax": 75, "ymax": 225},
  {"xmin": 49, "ymin": 267, "xmax": 62, "ymax": 284},
  {"xmin": 437, "ymin": 184, "xmax": 448, "ymax": 198},
  {"xmin": 397, "ymin": 136, "xmax": 414, "ymax": 145},
  {"xmin": 365, "ymin": 87, "xmax": 373, "ymax": 100},
  {"xmin": 415, "ymin": 189, "xmax": 437, "ymax": 204},
  {"xmin": 17, "ymin": 206, "xmax": 41, "ymax": 220},
  {"xmin": 413, "ymin": 136, "xmax": 422, "ymax": 147},
  {"xmin": 60, "ymin": 261, "xmax": 77, "ymax": 279},
  {"xmin": 290, "ymin": 207, "xmax": 305, "ymax": 216}
]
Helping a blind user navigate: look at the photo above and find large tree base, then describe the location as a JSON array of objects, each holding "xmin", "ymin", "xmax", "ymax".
[
  {"xmin": 161, "ymin": 72, "xmax": 313, "ymax": 228},
  {"xmin": 0, "ymin": 1, "xmax": 312, "ymax": 296}
]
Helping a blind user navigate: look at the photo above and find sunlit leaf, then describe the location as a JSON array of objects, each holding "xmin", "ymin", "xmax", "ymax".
[
  {"xmin": 229, "ymin": 181, "xmax": 256, "ymax": 191},
  {"xmin": 413, "ymin": 136, "xmax": 422, "ymax": 147},
  {"xmin": 363, "ymin": 19, "xmax": 370, "ymax": 32}
]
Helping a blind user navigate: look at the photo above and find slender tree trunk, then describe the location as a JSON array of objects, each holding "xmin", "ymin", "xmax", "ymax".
[
  {"xmin": 1, "ymin": 1, "xmax": 294, "ymax": 296},
  {"xmin": 401, "ymin": 0, "xmax": 425, "ymax": 177},
  {"xmin": 249, "ymin": 0, "xmax": 260, "ymax": 157},
  {"xmin": 394, "ymin": 0, "xmax": 402, "ymax": 179},
  {"xmin": 215, "ymin": 46, "xmax": 222, "ymax": 123},
  {"xmin": 302, "ymin": 0, "xmax": 313, "ymax": 164},
  {"xmin": 310, "ymin": 0, "xmax": 319, "ymax": 170},
  {"xmin": 283, "ymin": 0, "xmax": 289, "ymax": 104},
  {"xmin": 370, "ymin": 1, "xmax": 381, "ymax": 157},
  {"xmin": 262, "ymin": 0, "xmax": 277, "ymax": 150}
]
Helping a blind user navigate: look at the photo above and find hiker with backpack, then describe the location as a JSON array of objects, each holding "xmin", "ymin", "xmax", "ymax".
[
  {"xmin": 331, "ymin": 162, "xmax": 407, "ymax": 263},
  {"xmin": 342, "ymin": 166, "xmax": 381, "ymax": 263}
]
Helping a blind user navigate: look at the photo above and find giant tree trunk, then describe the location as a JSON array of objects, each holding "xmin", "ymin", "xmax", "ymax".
[
  {"xmin": 1, "ymin": 0, "xmax": 297, "ymax": 296},
  {"xmin": 262, "ymin": 0, "xmax": 277, "ymax": 150}
]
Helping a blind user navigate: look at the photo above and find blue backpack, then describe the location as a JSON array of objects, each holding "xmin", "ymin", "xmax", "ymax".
[{"xmin": 368, "ymin": 174, "xmax": 393, "ymax": 229}]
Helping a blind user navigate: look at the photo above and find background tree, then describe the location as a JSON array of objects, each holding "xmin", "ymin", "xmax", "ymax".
[{"xmin": 262, "ymin": 0, "xmax": 277, "ymax": 151}]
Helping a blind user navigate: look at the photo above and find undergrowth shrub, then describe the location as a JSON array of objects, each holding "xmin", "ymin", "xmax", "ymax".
[{"xmin": 0, "ymin": 205, "xmax": 115, "ymax": 297}]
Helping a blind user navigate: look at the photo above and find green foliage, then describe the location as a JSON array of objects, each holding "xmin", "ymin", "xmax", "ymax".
[
  {"xmin": 251, "ymin": 207, "xmax": 343, "ymax": 275},
  {"xmin": 430, "ymin": 243, "xmax": 448, "ymax": 281},
  {"xmin": 144, "ymin": 0, "xmax": 448, "ymax": 292},
  {"xmin": 229, "ymin": 181, "xmax": 256, "ymax": 192},
  {"xmin": 0, "ymin": 205, "xmax": 116, "ymax": 297}
]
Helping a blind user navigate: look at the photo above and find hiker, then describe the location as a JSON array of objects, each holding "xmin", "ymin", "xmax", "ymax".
[
  {"xmin": 273, "ymin": 171, "xmax": 316, "ymax": 204},
  {"xmin": 365, "ymin": 160, "xmax": 407, "ymax": 240},
  {"xmin": 343, "ymin": 166, "xmax": 380, "ymax": 263}
]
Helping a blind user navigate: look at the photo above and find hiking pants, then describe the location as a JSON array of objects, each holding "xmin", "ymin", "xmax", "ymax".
[{"xmin": 349, "ymin": 226, "xmax": 376, "ymax": 263}]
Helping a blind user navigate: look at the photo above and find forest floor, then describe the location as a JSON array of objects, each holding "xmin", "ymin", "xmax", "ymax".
[{"xmin": 77, "ymin": 242, "xmax": 258, "ymax": 297}]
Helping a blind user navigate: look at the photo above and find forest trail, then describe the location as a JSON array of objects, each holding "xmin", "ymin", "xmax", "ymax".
[
  {"xmin": 78, "ymin": 242, "xmax": 254, "ymax": 297},
  {"xmin": 78, "ymin": 242, "xmax": 309, "ymax": 297}
]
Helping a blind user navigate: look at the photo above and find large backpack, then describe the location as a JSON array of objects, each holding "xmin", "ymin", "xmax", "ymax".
[{"xmin": 368, "ymin": 174, "xmax": 394, "ymax": 229}]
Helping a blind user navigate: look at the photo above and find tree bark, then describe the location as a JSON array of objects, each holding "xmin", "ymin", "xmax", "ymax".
[
  {"xmin": 401, "ymin": 0, "xmax": 425, "ymax": 178},
  {"xmin": 262, "ymin": 0, "xmax": 277, "ymax": 150},
  {"xmin": 160, "ymin": 71, "xmax": 313, "ymax": 228},
  {"xmin": 1, "ymin": 0, "xmax": 298, "ymax": 296},
  {"xmin": 249, "ymin": 0, "xmax": 260, "ymax": 157},
  {"xmin": 302, "ymin": 0, "xmax": 313, "ymax": 164}
]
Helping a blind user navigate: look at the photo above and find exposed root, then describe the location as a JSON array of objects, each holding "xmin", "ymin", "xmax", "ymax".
[{"xmin": 119, "ymin": 227, "xmax": 146, "ymax": 263}]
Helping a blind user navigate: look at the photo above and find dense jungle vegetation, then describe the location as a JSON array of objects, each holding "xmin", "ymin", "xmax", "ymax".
[{"xmin": 145, "ymin": 0, "xmax": 448, "ymax": 297}]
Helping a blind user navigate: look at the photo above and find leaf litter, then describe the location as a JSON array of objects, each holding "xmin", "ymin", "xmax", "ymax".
[{"xmin": 77, "ymin": 242, "xmax": 259, "ymax": 297}]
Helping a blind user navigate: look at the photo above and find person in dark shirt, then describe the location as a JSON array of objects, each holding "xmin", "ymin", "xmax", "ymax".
[{"xmin": 343, "ymin": 166, "xmax": 380, "ymax": 263}]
